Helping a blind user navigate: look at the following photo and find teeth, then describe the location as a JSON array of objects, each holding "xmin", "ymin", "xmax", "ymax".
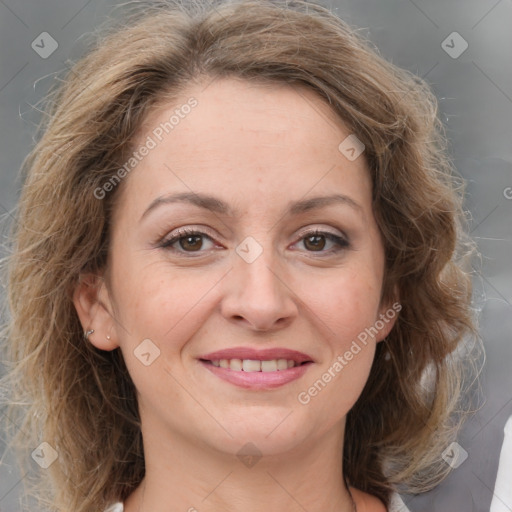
[
  {"xmin": 242, "ymin": 359, "xmax": 261, "ymax": 372},
  {"xmin": 210, "ymin": 358, "xmax": 299, "ymax": 372},
  {"xmin": 277, "ymin": 359, "xmax": 288, "ymax": 370},
  {"xmin": 229, "ymin": 358, "xmax": 243, "ymax": 371},
  {"xmin": 261, "ymin": 360, "xmax": 277, "ymax": 372}
]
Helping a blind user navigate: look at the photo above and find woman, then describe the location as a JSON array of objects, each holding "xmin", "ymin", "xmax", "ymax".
[{"xmin": 0, "ymin": 0, "xmax": 482, "ymax": 511}]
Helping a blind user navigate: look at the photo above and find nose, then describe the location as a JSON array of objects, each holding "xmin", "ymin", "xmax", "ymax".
[{"xmin": 220, "ymin": 243, "xmax": 298, "ymax": 332}]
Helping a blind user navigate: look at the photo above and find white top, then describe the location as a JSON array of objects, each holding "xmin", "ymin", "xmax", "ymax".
[
  {"xmin": 104, "ymin": 503, "xmax": 124, "ymax": 512},
  {"xmin": 104, "ymin": 492, "xmax": 411, "ymax": 511},
  {"xmin": 490, "ymin": 415, "xmax": 512, "ymax": 511}
]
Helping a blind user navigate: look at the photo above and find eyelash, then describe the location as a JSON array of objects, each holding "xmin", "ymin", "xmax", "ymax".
[{"xmin": 158, "ymin": 227, "xmax": 350, "ymax": 256}]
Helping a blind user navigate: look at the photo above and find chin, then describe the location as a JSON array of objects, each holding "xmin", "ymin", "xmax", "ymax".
[{"xmin": 202, "ymin": 410, "xmax": 314, "ymax": 456}]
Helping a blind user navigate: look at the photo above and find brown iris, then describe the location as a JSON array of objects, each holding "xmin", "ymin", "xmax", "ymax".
[
  {"xmin": 303, "ymin": 234, "xmax": 326, "ymax": 251},
  {"xmin": 180, "ymin": 235, "xmax": 203, "ymax": 251}
]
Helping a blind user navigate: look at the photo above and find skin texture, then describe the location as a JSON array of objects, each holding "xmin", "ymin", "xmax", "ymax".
[{"xmin": 74, "ymin": 77, "xmax": 394, "ymax": 512}]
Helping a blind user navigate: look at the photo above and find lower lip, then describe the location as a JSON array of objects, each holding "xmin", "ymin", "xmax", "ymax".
[{"xmin": 200, "ymin": 360, "xmax": 312, "ymax": 389}]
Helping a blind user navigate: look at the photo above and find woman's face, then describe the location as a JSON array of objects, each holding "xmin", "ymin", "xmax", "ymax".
[{"xmin": 84, "ymin": 77, "xmax": 396, "ymax": 457}]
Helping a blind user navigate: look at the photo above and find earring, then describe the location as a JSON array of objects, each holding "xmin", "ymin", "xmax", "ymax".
[{"xmin": 84, "ymin": 329, "xmax": 94, "ymax": 340}]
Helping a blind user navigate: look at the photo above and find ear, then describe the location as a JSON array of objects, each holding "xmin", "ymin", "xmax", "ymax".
[
  {"xmin": 375, "ymin": 284, "xmax": 401, "ymax": 343},
  {"xmin": 73, "ymin": 273, "xmax": 119, "ymax": 351}
]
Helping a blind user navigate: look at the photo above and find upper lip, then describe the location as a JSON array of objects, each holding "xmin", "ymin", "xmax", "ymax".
[{"xmin": 200, "ymin": 347, "xmax": 314, "ymax": 364}]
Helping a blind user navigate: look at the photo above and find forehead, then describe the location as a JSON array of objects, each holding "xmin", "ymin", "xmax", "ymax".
[
  {"xmin": 143, "ymin": 77, "xmax": 350, "ymax": 148},
  {"xmin": 114, "ymin": 77, "xmax": 371, "ymax": 220}
]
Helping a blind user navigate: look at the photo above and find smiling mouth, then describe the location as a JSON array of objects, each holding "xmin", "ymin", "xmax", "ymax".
[{"xmin": 200, "ymin": 358, "xmax": 312, "ymax": 372}]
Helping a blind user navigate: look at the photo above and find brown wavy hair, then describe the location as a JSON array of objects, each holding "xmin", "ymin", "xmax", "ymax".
[{"xmin": 0, "ymin": 0, "xmax": 483, "ymax": 510}]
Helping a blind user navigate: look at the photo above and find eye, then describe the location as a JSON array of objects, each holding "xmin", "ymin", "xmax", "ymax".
[
  {"xmin": 159, "ymin": 228, "xmax": 218, "ymax": 254},
  {"xmin": 294, "ymin": 229, "xmax": 349, "ymax": 254},
  {"xmin": 157, "ymin": 227, "xmax": 350, "ymax": 256}
]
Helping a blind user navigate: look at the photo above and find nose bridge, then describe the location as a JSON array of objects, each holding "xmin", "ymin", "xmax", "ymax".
[
  {"xmin": 222, "ymin": 234, "xmax": 297, "ymax": 330},
  {"xmin": 235, "ymin": 234, "xmax": 283, "ymax": 299}
]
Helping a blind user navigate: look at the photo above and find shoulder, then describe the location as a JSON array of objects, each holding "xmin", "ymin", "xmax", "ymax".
[
  {"xmin": 349, "ymin": 488, "xmax": 412, "ymax": 512},
  {"xmin": 349, "ymin": 487, "xmax": 387, "ymax": 512}
]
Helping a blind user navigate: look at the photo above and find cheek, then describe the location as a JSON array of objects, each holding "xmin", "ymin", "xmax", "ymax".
[
  {"xmin": 312, "ymin": 266, "xmax": 383, "ymax": 347},
  {"xmin": 299, "ymin": 276, "xmax": 382, "ymax": 416},
  {"xmin": 112, "ymin": 258, "xmax": 219, "ymax": 348},
  {"xmin": 112, "ymin": 262, "xmax": 216, "ymax": 397}
]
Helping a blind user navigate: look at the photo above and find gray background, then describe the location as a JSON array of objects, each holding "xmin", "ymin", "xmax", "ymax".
[{"xmin": 0, "ymin": 0, "xmax": 511, "ymax": 511}]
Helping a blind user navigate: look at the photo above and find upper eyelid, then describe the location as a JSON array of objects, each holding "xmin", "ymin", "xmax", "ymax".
[
  {"xmin": 295, "ymin": 226, "xmax": 348, "ymax": 240},
  {"xmin": 162, "ymin": 225, "xmax": 347, "ymax": 241},
  {"xmin": 160, "ymin": 226, "xmax": 349, "ymax": 251}
]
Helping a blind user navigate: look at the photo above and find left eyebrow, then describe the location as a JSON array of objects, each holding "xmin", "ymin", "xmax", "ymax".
[
  {"xmin": 139, "ymin": 191, "xmax": 364, "ymax": 222},
  {"xmin": 287, "ymin": 194, "xmax": 363, "ymax": 216}
]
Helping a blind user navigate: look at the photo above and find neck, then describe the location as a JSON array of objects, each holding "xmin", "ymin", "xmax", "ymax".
[{"xmin": 124, "ymin": 416, "xmax": 356, "ymax": 512}]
